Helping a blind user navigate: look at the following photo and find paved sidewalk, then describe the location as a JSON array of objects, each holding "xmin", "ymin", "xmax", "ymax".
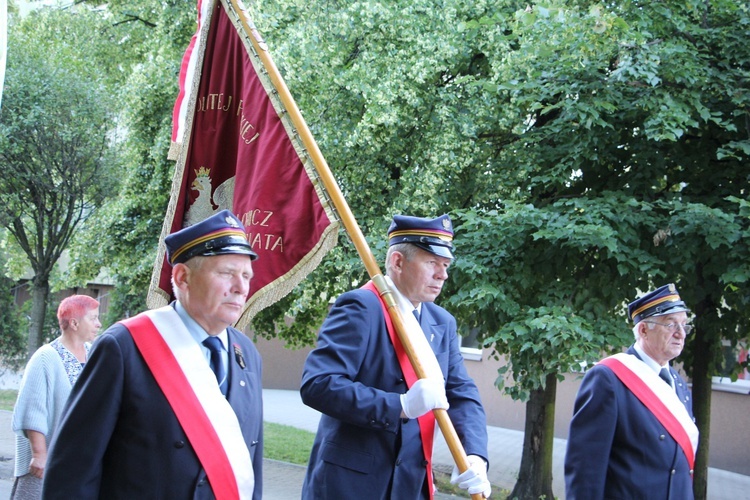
[
  {"xmin": 1, "ymin": 389, "xmax": 748, "ymax": 499},
  {"xmin": 263, "ymin": 389, "xmax": 750, "ymax": 499}
]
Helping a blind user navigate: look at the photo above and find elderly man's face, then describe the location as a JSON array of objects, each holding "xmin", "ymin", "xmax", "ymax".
[
  {"xmin": 637, "ymin": 311, "xmax": 689, "ymax": 366},
  {"xmin": 389, "ymin": 248, "xmax": 451, "ymax": 307},
  {"xmin": 175, "ymin": 254, "xmax": 254, "ymax": 335}
]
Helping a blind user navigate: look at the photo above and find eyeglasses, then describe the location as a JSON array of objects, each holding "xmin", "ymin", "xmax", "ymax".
[{"xmin": 643, "ymin": 321, "xmax": 694, "ymax": 335}]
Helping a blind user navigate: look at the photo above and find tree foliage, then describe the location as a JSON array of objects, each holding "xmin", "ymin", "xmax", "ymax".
[
  {"xmin": 62, "ymin": 0, "xmax": 203, "ymax": 327},
  {"xmin": 0, "ymin": 235, "xmax": 24, "ymax": 369},
  {"xmin": 0, "ymin": 6, "xmax": 119, "ymax": 356},
  {"xmin": 447, "ymin": 198, "xmax": 659, "ymax": 398},
  {"xmin": 248, "ymin": 0, "xmax": 513, "ymax": 341},
  {"xmin": 440, "ymin": 1, "xmax": 750, "ymax": 497}
]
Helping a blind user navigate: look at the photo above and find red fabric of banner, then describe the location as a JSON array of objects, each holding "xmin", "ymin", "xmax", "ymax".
[{"xmin": 153, "ymin": 0, "xmax": 336, "ymax": 325}]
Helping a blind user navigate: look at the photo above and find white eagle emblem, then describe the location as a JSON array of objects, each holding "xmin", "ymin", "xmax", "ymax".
[{"xmin": 184, "ymin": 166, "xmax": 235, "ymax": 226}]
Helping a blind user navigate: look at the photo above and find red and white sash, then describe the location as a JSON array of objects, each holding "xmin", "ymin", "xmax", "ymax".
[
  {"xmin": 362, "ymin": 280, "xmax": 442, "ymax": 500},
  {"xmin": 123, "ymin": 307, "xmax": 254, "ymax": 499},
  {"xmin": 599, "ymin": 353, "xmax": 699, "ymax": 471}
]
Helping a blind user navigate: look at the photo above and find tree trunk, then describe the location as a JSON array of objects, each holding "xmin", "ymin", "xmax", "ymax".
[
  {"xmin": 509, "ymin": 373, "xmax": 556, "ymax": 500},
  {"xmin": 26, "ymin": 281, "xmax": 50, "ymax": 360},
  {"xmin": 690, "ymin": 330, "xmax": 712, "ymax": 500}
]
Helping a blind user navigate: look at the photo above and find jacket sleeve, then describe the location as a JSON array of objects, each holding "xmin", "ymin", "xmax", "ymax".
[
  {"xmin": 564, "ymin": 365, "xmax": 618, "ymax": 500},
  {"xmin": 440, "ymin": 312, "xmax": 489, "ymax": 462},
  {"xmin": 12, "ymin": 347, "xmax": 54, "ymax": 437},
  {"xmin": 300, "ymin": 290, "xmax": 404, "ymax": 432},
  {"xmin": 42, "ymin": 331, "xmax": 125, "ymax": 499},
  {"xmin": 228, "ymin": 329, "xmax": 265, "ymax": 500}
]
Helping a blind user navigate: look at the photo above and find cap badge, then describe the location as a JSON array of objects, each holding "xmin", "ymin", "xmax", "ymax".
[
  {"xmin": 226, "ymin": 215, "xmax": 240, "ymax": 228},
  {"xmin": 442, "ymin": 219, "xmax": 451, "ymax": 230}
]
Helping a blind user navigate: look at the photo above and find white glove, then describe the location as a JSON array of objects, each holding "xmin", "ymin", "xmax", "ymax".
[
  {"xmin": 399, "ymin": 378, "xmax": 449, "ymax": 419},
  {"xmin": 451, "ymin": 455, "xmax": 491, "ymax": 498}
]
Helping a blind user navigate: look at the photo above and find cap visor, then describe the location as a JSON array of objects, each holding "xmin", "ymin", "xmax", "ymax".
[
  {"xmin": 651, "ymin": 305, "xmax": 691, "ymax": 317},
  {"xmin": 202, "ymin": 245, "xmax": 259, "ymax": 261},
  {"xmin": 414, "ymin": 243, "xmax": 454, "ymax": 259}
]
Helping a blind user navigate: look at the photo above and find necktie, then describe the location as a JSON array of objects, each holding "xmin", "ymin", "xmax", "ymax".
[
  {"xmin": 412, "ymin": 309, "xmax": 420, "ymax": 324},
  {"xmin": 203, "ymin": 336, "xmax": 228, "ymax": 396},
  {"xmin": 659, "ymin": 367, "xmax": 672, "ymax": 388}
]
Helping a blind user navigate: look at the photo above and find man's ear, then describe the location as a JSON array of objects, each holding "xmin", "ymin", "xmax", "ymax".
[
  {"xmin": 389, "ymin": 251, "xmax": 405, "ymax": 274},
  {"xmin": 172, "ymin": 263, "xmax": 190, "ymax": 290},
  {"xmin": 637, "ymin": 322, "xmax": 647, "ymax": 339}
]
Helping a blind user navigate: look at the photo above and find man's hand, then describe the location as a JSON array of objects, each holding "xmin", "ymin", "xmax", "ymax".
[
  {"xmin": 400, "ymin": 378, "xmax": 449, "ymax": 419},
  {"xmin": 451, "ymin": 455, "xmax": 491, "ymax": 498}
]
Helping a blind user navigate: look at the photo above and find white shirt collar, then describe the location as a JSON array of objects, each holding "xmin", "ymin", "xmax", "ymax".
[
  {"xmin": 388, "ymin": 279, "xmax": 422, "ymax": 317},
  {"xmin": 633, "ymin": 342, "xmax": 669, "ymax": 374},
  {"xmin": 175, "ymin": 301, "xmax": 229, "ymax": 350}
]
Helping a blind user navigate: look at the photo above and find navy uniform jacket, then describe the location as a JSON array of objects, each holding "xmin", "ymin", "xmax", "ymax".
[
  {"xmin": 42, "ymin": 309, "xmax": 264, "ymax": 500},
  {"xmin": 300, "ymin": 288, "xmax": 488, "ymax": 500},
  {"xmin": 564, "ymin": 347, "xmax": 695, "ymax": 500}
]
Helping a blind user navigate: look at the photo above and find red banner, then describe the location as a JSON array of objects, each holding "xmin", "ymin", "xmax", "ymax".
[{"xmin": 149, "ymin": 0, "xmax": 338, "ymax": 328}]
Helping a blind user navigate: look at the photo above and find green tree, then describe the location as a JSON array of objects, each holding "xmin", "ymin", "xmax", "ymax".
[
  {"xmin": 249, "ymin": 0, "xmax": 510, "ymax": 341},
  {"xmin": 0, "ymin": 233, "xmax": 24, "ymax": 369},
  {"xmin": 65, "ymin": 0, "xmax": 199, "ymax": 326},
  {"xmin": 447, "ymin": 198, "xmax": 663, "ymax": 499},
  {"xmin": 443, "ymin": 1, "xmax": 750, "ymax": 497},
  {"xmin": 0, "ymin": 7, "xmax": 118, "ymax": 358}
]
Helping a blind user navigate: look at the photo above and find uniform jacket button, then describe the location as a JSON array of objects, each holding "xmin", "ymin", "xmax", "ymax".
[
  {"xmin": 659, "ymin": 435, "xmax": 665, "ymax": 440},
  {"xmin": 174, "ymin": 440, "xmax": 185, "ymax": 448}
]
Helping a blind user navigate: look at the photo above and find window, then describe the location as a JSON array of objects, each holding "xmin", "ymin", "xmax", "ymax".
[
  {"xmin": 711, "ymin": 340, "xmax": 750, "ymax": 395},
  {"xmin": 460, "ymin": 327, "xmax": 483, "ymax": 361}
]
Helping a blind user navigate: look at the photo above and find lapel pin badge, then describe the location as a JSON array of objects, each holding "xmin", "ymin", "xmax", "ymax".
[{"xmin": 233, "ymin": 343, "xmax": 246, "ymax": 369}]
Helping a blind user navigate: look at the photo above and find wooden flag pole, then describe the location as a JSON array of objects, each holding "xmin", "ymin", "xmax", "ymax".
[{"xmin": 227, "ymin": 0, "xmax": 482, "ymax": 497}]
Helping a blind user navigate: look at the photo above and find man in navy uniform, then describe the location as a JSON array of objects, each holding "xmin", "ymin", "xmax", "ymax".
[
  {"xmin": 565, "ymin": 284, "xmax": 699, "ymax": 499},
  {"xmin": 300, "ymin": 214, "xmax": 490, "ymax": 499},
  {"xmin": 43, "ymin": 210, "xmax": 264, "ymax": 499}
]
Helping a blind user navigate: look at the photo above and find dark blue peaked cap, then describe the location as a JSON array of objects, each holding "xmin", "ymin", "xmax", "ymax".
[
  {"xmin": 165, "ymin": 210, "xmax": 258, "ymax": 265},
  {"xmin": 387, "ymin": 214, "xmax": 455, "ymax": 259},
  {"xmin": 628, "ymin": 283, "xmax": 691, "ymax": 323}
]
